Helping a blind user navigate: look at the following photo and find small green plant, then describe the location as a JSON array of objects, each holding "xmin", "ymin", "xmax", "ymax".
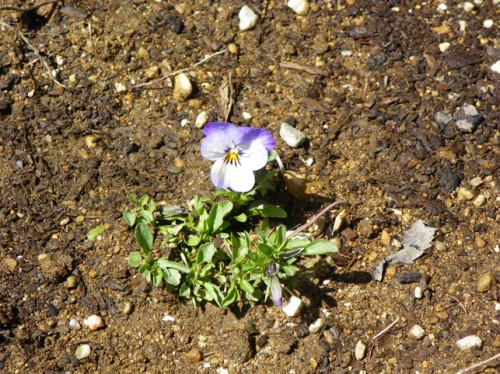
[{"xmin": 124, "ymin": 122, "xmax": 340, "ymax": 307}]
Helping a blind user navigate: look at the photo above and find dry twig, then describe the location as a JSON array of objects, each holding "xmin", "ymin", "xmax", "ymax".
[
  {"xmin": 455, "ymin": 352, "xmax": 500, "ymax": 374},
  {"xmin": 132, "ymin": 49, "xmax": 227, "ymax": 90}
]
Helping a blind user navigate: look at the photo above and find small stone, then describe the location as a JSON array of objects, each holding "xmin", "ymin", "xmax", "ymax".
[
  {"xmin": 185, "ymin": 348, "xmax": 202, "ymax": 362},
  {"xmin": 123, "ymin": 302, "xmax": 134, "ymax": 315},
  {"xmin": 469, "ymin": 176, "xmax": 483, "ymax": 187},
  {"xmin": 287, "ymin": 0, "xmax": 310, "ymax": 16},
  {"xmin": 137, "ymin": 47, "xmax": 149, "ymax": 59},
  {"xmin": 173, "ymin": 73, "xmax": 193, "ymax": 102},
  {"xmin": 439, "ymin": 42, "xmax": 451, "ymax": 53},
  {"xmin": 491, "ymin": 61, "xmax": 500, "ymax": 74},
  {"xmin": 475, "ymin": 235, "xmax": 487, "ymax": 248},
  {"xmin": 66, "ymin": 275, "xmax": 77, "ymax": 289},
  {"xmin": 115, "ymin": 82, "xmax": 127, "ymax": 93},
  {"xmin": 280, "ymin": 122, "xmax": 306, "ymax": 148},
  {"xmin": 75, "ymin": 344, "xmax": 91, "ymax": 360},
  {"xmin": 69, "ymin": 319, "xmax": 81, "ymax": 330},
  {"xmin": 238, "ymin": 5, "xmax": 258, "ymax": 31},
  {"xmin": 463, "ymin": 2, "xmax": 474, "ymax": 11},
  {"xmin": 457, "ymin": 187, "xmax": 474, "ymax": 201},
  {"xmin": 195, "ymin": 111, "xmax": 208, "ymax": 128},
  {"xmin": 477, "ymin": 273, "xmax": 494, "ymax": 293},
  {"xmin": 228, "ymin": 43, "xmax": 239, "ymax": 55},
  {"xmin": 242, "ymin": 111, "xmax": 252, "ymax": 120},
  {"xmin": 83, "ymin": 315, "xmax": 105, "ymax": 331},
  {"xmin": 456, "ymin": 335, "xmax": 482, "ymax": 350},
  {"xmin": 145, "ymin": 66, "xmax": 160, "ymax": 80},
  {"xmin": 408, "ymin": 325, "xmax": 426, "ymax": 340},
  {"xmin": 434, "ymin": 111, "xmax": 452, "ymax": 126},
  {"xmin": 283, "ymin": 296, "xmax": 304, "ymax": 317},
  {"xmin": 283, "ymin": 170, "xmax": 310, "ymax": 200},
  {"xmin": 414, "ymin": 286, "xmax": 423, "ymax": 299},
  {"xmin": 3, "ymin": 258, "xmax": 17, "ymax": 273},
  {"xmin": 308, "ymin": 318, "xmax": 324, "ymax": 334},
  {"xmin": 354, "ymin": 340, "xmax": 367, "ymax": 360},
  {"xmin": 437, "ymin": 3, "xmax": 448, "ymax": 13},
  {"xmin": 455, "ymin": 103, "xmax": 483, "ymax": 133},
  {"xmin": 482, "ymin": 19, "xmax": 494, "ymax": 28}
]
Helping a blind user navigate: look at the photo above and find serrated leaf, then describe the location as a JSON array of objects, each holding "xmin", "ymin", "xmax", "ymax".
[
  {"xmin": 163, "ymin": 268, "xmax": 182, "ymax": 286},
  {"xmin": 135, "ymin": 223, "xmax": 153, "ymax": 255},
  {"xmin": 87, "ymin": 225, "xmax": 105, "ymax": 240}
]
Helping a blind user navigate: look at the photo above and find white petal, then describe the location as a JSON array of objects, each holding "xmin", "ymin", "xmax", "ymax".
[
  {"xmin": 210, "ymin": 159, "xmax": 255, "ymax": 192},
  {"xmin": 239, "ymin": 142, "xmax": 268, "ymax": 171},
  {"xmin": 201, "ymin": 136, "xmax": 229, "ymax": 161}
]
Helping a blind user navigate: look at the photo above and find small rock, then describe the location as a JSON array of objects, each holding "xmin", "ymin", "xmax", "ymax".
[
  {"xmin": 65, "ymin": 275, "xmax": 77, "ymax": 289},
  {"xmin": 195, "ymin": 111, "xmax": 208, "ymax": 128},
  {"xmin": 439, "ymin": 42, "xmax": 451, "ymax": 53},
  {"xmin": 38, "ymin": 253, "xmax": 73, "ymax": 282},
  {"xmin": 473, "ymin": 194, "xmax": 487, "ymax": 207},
  {"xmin": 491, "ymin": 61, "xmax": 500, "ymax": 74},
  {"xmin": 3, "ymin": 258, "xmax": 17, "ymax": 273},
  {"xmin": 414, "ymin": 286, "xmax": 423, "ymax": 299},
  {"xmin": 475, "ymin": 235, "xmax": 487, "ymax": 248},
  {"xmin": 173, "ymin": 73, "xmax": 192, "ymax": 102},
  {"xmin": 287, "ymin": 0, "xmax": 310, "ymax": 16},
  {"xmin": 185, "ymin": 348, "xmax": 202, "ymax": 362},
  {"xmin": 83, "ymin": 315, "xmax": 105, "ymax": 331},
  {"xmin": 469, "ymin": 176, "xmax": 483, "ymax": 187},
  {"xmin": 123, "ymin": 302, "xmax": 134, "ymax": 315},
  {"xmin": 354, "ymin": 340, "xmax": 367, "ymax": 360},
  {"xmin": 477, "ymin": 273, "xmax": 494, "ymax": 293},
  {"xmin": 279, "ymin": 122, "xmax": 306, "ymax": 148},
  {"xmin": 408, "ymin": 325, "xmax": 426, "ymax": 340},
  {"xmin": 283, "ymin": 296, "xmax": 304, "ymax": 317},
  {"xmin": 238, "ymin": 5, "xmax": 258, "ymax": 31},
  {"xmin": 455, "ymin": 103, "xmax": 483, "ymax": 133},
  {"xmin": 463, "ymin": 2, "xmax": 474, "ymax": 12},
  {"xmin": 396, "ymin": 272, "xmax": 422, "ymax": 284},
  {"xmin": 75, "ymin": 344, "xmax": 91, "ymax": 360},
  {"xmin": 357, "ymin": 218, "xmax": 375, "ymax": 238},
  {"xmin": 436, "ymin": 3, "xmax": 448, "ymax": 12},
  {"xmin": 308, "ymin": 318, "xmax": 324, "ymax": 334},
  {"xmin": 483, "ymin": 19, "xmax": 494, "ymax": 28},
  {"xmin": 457, "ymin": 187, "xmax": 474, "ymax": 201},
  {"xmin": 68, "ymin": 319, "xmax": 81, "ymax": 330},
  {"xmin": 456, "ymin": 335, "xmax": 482, "ymax": 350},
  {"xmin": 283, "ymin": 171, "xmax": 309, "ymax": 200},
  {"xmin": 145, "ymin": 66, "xmax": 160, "ymax": 80},
  {"xmin": 137, "ymin": 47, "xmax": 149, "ymax": 60}
]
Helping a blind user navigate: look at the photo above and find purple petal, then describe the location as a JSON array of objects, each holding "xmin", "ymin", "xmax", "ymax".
[
  {"xmin": 239, "ymin": 127, "xmax": 275, "ymax": 152},
  {"xmin": 210, "ymin": 159, "xmax": 256, "ymax": 192},
  {"xmin": 239, "ymin": 142, "xmax": 269, "ymax": 171}
]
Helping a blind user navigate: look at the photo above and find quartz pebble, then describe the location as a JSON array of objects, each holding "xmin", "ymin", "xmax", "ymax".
[
  {"xmin": 414, "ymin": 286, "xmax": 423, "ymax": 299},
  {"xmin": 491, "ymin": 61, "xmax": 500, "ymax": 74},
  {"xmin": 238, "ymin": 5, "xmax": 258, "ymax": 31},
  {"xmin": 483, "ymin": 19, "xmax": 493, "ymax": 28},
  {"xmin": 75, "ymin": 344, "xmax": 91, "ymax": 360},
  {"xmin": 83, "ymin": 315, "xmax": 105, "ymax": 331},
  {"xmin": 456, "ymin": 335, "xmax": 482, "ymax": 350},
  {"xmin": 195, "ymin": 111, "xmax": 208, "ymax": 128},
  {"xmin": 173, "ymin": 73, "xmax": 192, "ymax": 102},
  {"xmin": 463, "ymin": 2, "xmax": 474, "ymax": 11},
  {"xmin": 439, "ymin": 42, "xmax": 451, "ymax": 53},
  {"xmin": 69, "ymin": 319, "xmax": 81, "ymax": 330},
  {"xmin": 455, "ymin": 103, "xmax": 483, "ymax": 132},
  {"xmin": 283, "ymin": 296, "xmax": 304, "ymax": 317},
  {"xmin": 308, "ymin": 318, "xmax": 324, "ymax": 334},
  {"xmin": 280, "ymin": 122, "xmax": 306, "ymax": 148},
  {"xmin": 437, "ymin": 3, "xmax": 448, "ymax": 13},
  {"xmin": 354, "ymin": 340, "xmax": 367, "ymax": 360},
  {"xmin": 473, "ymin": 194, "xmax": 486, "ymax": 207},
  {"xmin": 287, "ymin": 0, "xmax": 310, "ymax": 16},
  {"xmin": 477, "ymin": 273, "xmax": 494, "ymax": 293},
  {"xmin": 408, "ymin": 325, "xmax": 426, "ymax": 340}
]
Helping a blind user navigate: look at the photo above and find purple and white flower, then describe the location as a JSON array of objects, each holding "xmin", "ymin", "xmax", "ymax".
[
  {"xmin": 265, "ymin": 263, "xmax": 283, "ymax": 307},
  {"xmin": 200, "ymin": 122, "xmax": 275, "ymax": 192}
]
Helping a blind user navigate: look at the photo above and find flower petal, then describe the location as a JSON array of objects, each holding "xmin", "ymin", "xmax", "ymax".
[
  {"xmin": 210, "ymin": 159, "xmax": 256, "ymax": 192},
  {"xmin": 239, "ymin": 127, "xmax": 276, "ymax": 152},
  {"xmin": 239, "ymin": 141, "xmax": 269, "ymax": 171}
]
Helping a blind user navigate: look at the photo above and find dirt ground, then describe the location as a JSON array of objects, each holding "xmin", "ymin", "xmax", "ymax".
[{"xmin": 1, "ymin": 0, "xmax": 499, "ymax": 373}]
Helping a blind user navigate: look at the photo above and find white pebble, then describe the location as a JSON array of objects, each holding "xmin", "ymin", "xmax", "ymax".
[
  {"xmin": 279, "ymin": 122, "xmax": 306, "ymax": 148},
  {"xmin": 173, "ymin": 73, "xmax": 192, "ymax": 102},
  {"xmin": 195, "ymin": 111, "xmax": 208, "ymax": 128},
  {"xmin": 162, "ymin": 315, "xmax": 175, "ymax": 322},
  {"xmin": 491, "ymin": 61, "xmax": 500, "ymax": 74},
  {"xmin": 439, "ymin": 42, "xmax": 451, "ymax": 53},
  {"xmin": 75, "ymin": 344, "xmax": 91, "ymax": 360},
  {"xmin": 68, "ymin": 319, "xmax": 81, "ymax": 330},
  {"xmin": 287, "ymin": 0, "xmax": 310, "ymax": 16},
  {"xmin": 341, "ymin": 50, "xmax": 353, "ymax": 57},
  {"xmin": 414, "ymin": 286, "xmax": 423, "ymax": 299},
  {"xmin": 282, "ymin": 296, "xmax": 304, "ymax": 317},
  {"xmin": 408, "ymin": 324, "xmax": 426, "ymax": 340},
  {"xmin": 83, "ymin": 315, "xmax": 105, "ymax": 331},
  {"xmin": 180, "ymin": 118, "xmax": 190, "ymax": 127},
  {"xmin": 308, "ymin": 318, "xmax": 324, "ymax": 334},
  {"xmin": 463, "ymin": 2, "xmax": 474, "ymax": 11},
  {"xmin": 239, "ymin": 5, "xmax": 258, "ymax": 31},
  {"xmin": 456, "ymin": 335, "xmax": 482, "ymax": 350},
  {"xmin": 242, "ymin": 111, "xmax": 252, "ymax": 120},
  {"xmin": 437, "ymin": 3, "xmax": 448, "ymax": 12},
  {"xmin": 354, "ymin": 340, "xmax": 367, "ymax": 360},
  {"xmin": 482, "ymin": 19, "xmax": 493, "ymax": 28},
  {"xmin": 115, "ymin": 82, "xmax": 127, "ymax": 93}
]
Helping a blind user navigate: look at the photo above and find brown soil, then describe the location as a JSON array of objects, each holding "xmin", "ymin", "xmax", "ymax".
[{"xmin": 1, "ymin": 1, "xmax": 499, "ymax": 373}]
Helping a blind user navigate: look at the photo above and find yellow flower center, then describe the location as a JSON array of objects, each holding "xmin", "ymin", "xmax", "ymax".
[{"xmin": 223, "ymin": 149, "xmax": 241, "ymax": 165}]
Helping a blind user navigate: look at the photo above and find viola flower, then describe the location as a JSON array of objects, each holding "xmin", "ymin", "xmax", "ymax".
[
  {"xmin": 200, "ymin": 122, "xmax": 275, "ymax": 192},
  {"xmin": 265, "ymin": 263, "xmax": 283, "ymax": 307}
]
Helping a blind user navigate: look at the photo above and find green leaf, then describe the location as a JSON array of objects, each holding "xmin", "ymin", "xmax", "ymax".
[
  {"xmin": 239, "ymin": 278, "xmax": 254, "ymax": 294},
  {"xmin": 152, "ymin": 270, "xmax": 163, "ymax": 286},
  {"xmin": 282, "ymin": 264, "xmax": 297, "ymax": 276},
  {"xmin": 163, "ymin": 223, "xmax": 185, "ymax": 236},
  {"xmin": 257, "ymin": 243, "xmax": 273, "ymax": 257},
  {"xmin": 196, "ymin": 242, "xmax": 216, "ymax": 264},
  {"xmin": 141, "ymin": 210, "xmax": 155, "ymax": 224},
  {"xmin": 186, "ymin": 235, "xmax": 201, "ymax": 246},
  {"xmin": 222, "ymin": 286, "xmax": 238, "ymax": 307},
  {"xmin": 163, "ymin": 268, "xmax": 182, "ymax": 286},
  {"xmin": 179, "ymin": 283, "xmax": 191, "ymax": 298},
  {"xmin": 248, "ymin": 202, "xmax": 287, "ymax": 218},
  {"xmin": 139, "ymin": 195, "xmax": 149, "ymax": 207},
  {"xmin": 199, "ymin": 263, "xmax": 215, "ymax": 277},
  {"xmin": 157, "ymin": 258, "xmax": 190, "ymax": 273},
  {"xmin": 302, "ymin": 240, "xmax": 338, "ymax": 256},
  {"xmin": 207, "ymin": 201, "xmax": 233, "ymax": 233},
  {"xmin": 87, "ymin": 225, "xmax": 105, "ymax": 240},
  {"xmin": 233, "ymin": 213, "xmax": 247, "ymax": 222},
  {"xmin": 203, "ymin": 282, "xmax": 222, "ymax": 306},
  {"xmin": 286, "ymin": 238, "xmax": 311, "ymax": 250},
  {"xmin": 135, "ymin": 223, "xmax": 153, "ymax": 255},
  {"xmin": 128, "ymin": 252, "xmax": 142, "ymax": 268},
  {"xmin": 123, "ymin": 210, "xmax": 136, "ymax": 227}
]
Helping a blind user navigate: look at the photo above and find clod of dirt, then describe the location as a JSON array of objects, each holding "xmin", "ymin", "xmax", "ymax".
[{"xmin": 37, "ymin": 253, "xmax": 73, "ymax": 282}]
